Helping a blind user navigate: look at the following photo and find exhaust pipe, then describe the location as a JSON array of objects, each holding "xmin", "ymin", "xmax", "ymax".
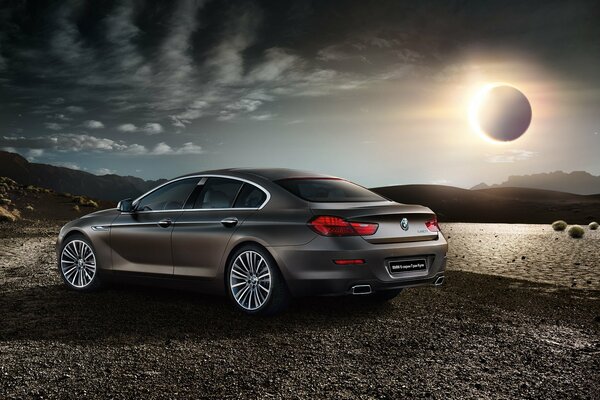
[
  {"xmin": 434, "ymin": 276, "xmax": 445, "ymax": 286},
  {"xmin": 351, "ymin": 285, "xmax": 372, "ymax": 295}
]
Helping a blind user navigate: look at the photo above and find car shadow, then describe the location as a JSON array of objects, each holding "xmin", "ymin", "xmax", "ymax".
[{"xmin": 0, "ymin": 282, "xmax": 399, "ymax": 343}]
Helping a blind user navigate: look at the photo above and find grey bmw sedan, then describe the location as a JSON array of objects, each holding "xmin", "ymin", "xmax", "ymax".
[{"xmin": 57, "ymin": 168, "xmax": 447, "ymax": 315}]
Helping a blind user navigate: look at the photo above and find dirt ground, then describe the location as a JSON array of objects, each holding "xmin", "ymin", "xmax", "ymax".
[
  {"xmin": 443, "ymin": 223, "xmax": 600, "ymax": 290},
  {"xmin": 1, "ymin": 221, "xmax": 599, "ymax": 399}
]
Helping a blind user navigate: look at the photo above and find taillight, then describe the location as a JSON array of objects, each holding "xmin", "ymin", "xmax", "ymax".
[
  {"xmin": 349, "ymin": 222, "xmax": 378, "ymax": 235},
  {"xmin": 309, "ymin": 216, "xmax": 378, "ymax": 236},
  {"xmin": 425, "ymin": 216, "xmax": 440, "ymax": 232}
]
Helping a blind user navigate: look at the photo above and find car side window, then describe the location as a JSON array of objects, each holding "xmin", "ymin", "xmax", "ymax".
[
  {"xmin": 234, "ymin": 184, "xmax": 267, "ymax": 208},
  {"xmin": 194, "ymin": 178, "xmax": 243, "ymax": 209},
  {"xmin": 136, "ymin": 178, "xmax": 199, "ymax": 211}
]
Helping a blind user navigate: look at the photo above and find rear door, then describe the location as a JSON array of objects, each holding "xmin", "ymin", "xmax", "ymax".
[{"xmin": 172, "ymin": 178, "xmax": 268, "ymax": 278}]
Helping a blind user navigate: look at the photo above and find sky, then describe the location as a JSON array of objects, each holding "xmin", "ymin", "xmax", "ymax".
[{"xmin": 0, "ymin": 0, "xmax": 599, "ymax": 188}]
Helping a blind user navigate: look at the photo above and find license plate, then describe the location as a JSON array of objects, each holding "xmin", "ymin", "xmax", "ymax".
[{"xmin": 388, "ymin": 259, "xmax": 427, "ymax": 273}]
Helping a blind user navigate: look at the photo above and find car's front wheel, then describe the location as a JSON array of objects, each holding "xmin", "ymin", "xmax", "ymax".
[
  {"xmin": 227, "ymin": 245, "xmax": 290, "ymax": 316},
  {"xmin": 59, "ymin": 234, "xmax": 102, "ymax": 291}
]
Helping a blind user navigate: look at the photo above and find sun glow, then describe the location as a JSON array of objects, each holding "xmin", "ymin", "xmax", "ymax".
[{"xmin": 468, "ymin": 82, "xmax": 512, "ymax": 145}]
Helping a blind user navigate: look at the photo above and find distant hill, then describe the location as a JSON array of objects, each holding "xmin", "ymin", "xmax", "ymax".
[
  {"xmin": 0, "ymin": 176, "xmax": 113, "ymax": 225},
  {"xmin": 2, "ymin": 150, "xmax": 599, "ymax": 223},
  {"xmin": 471, "ymin": 171, "xmax": 600, "ymax": 195},
  {"xmin": 0, "ymin": 151, "xmax": 166, "ymax": 202},
  {"xmin": 372, "ymin": 185, "xmax": 600, "ymax": 224}
]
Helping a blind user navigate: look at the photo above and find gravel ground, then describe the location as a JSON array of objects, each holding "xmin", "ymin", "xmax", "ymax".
[{"xmin": 1, "ymin": 222, "xmax": 599, "ymax": 399}]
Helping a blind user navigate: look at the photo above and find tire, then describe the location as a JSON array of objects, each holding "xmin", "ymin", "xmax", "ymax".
[
  {"xmin": 226, "ymin": 245, "xmax": 290, "ymax": 316},
  {"xmin": 59, "ymin": 234, "xmax": 102, "ymax": 291},
  {"xmin": 370, "ymin": 288, "xmax": 403, "ymax": 302}
]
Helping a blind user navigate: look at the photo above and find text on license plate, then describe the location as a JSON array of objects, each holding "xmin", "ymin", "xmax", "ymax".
[{"xmin": 388, "ymin": 259, "xmax": 427, "ymax": 273}]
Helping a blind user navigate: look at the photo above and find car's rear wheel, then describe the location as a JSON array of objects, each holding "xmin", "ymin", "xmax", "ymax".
[
  {"xmin": 59, "ymin": 234, "xmax": 102, "ymax": 291},
  {"xmin": 227, "ymin": 245, "xmax": 290, "ymax": 316}
]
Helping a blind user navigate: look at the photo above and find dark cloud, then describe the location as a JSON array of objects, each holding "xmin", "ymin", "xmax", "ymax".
[
  {"xmin": 0, "ymin": 133, "xmax": 202, "ymax": 155},
  {"xmin": 0, "ymin": 0, "xmax": 597, "ymax": 182},
  {"xmin": 1, "ymin": 1, "xmax": 595, "ymax": 112}
]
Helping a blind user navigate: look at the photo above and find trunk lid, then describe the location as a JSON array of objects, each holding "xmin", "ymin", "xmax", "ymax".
[{"xmin": 310, "ymin": 201, "xmax": 438, "ymax": 243}]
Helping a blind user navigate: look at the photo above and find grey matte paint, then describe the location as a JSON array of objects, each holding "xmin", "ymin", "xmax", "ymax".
[{"xmin": 57, "ymin": 168, "xmax": 447, "ymax": 297}]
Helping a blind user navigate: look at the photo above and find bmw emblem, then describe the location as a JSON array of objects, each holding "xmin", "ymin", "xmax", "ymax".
[{"xmin": 400, "ymin": 218, "xmax": 409, "ymax": 231}]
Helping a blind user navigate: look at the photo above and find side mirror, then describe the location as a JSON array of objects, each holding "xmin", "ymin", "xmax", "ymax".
[{"xmin": 117, "ymin": 198, "xmax": 134, "ymax": 212}]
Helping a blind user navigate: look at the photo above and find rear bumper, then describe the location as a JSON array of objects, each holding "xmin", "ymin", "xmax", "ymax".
[{"xmin": 267, "ymin": 233, "xmax": 448, "ymax": 297}]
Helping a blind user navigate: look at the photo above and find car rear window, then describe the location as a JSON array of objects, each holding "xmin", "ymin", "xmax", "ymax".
[{"xmin": 276, "ymin": 178, "xmax": 386, "ymax": 202}]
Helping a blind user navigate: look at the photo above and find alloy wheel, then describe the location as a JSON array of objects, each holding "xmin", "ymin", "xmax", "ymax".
[
  {"xmin": 60, "ymin": 239, "xmax": 97, "ymax": 288},
  {"xmin": 229, "ymin": 250, "xmax": 272, "ymax": 311}
]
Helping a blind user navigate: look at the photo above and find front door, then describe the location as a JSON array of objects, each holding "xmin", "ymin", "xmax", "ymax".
[{"xmin": 110, "ymin": 177, "xmax": 199, "ymax": 275}]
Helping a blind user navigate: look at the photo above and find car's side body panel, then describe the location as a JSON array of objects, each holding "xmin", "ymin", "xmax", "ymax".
[
  {"xmin": 171, "ymin": 209, "xmax": 257, "ymax": 278},
  {"xmin": 221, "ymin": 205, "xmax": 316, "ymax": 290},
  {"xmin": 56, "ymin": 208, "xmax": 118, "ymax": 273},
  {"xmin": 110, "ymin": 210, "xmax": 183, "ymax": 275}
]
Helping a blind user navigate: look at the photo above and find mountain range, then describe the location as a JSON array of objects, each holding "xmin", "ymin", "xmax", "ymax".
[
  {"xmin": 0, "ymin": 151, "xmax": 166, "ymax": 201},
  {"xmin": 1, "ymin": 150, "xmax": 599, "ymax": 223},
  {"xmin": 471, "ymin": 171, "xmax": 600, "ymax": 195},
  {"xmin": 372, "ymin": 185, "xmax": 599, "ymax": 224}
]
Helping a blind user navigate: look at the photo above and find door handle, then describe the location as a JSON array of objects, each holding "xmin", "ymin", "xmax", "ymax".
[
  {"xmin": 158, "ymin": 218, "xmax": 172, "ymax": 228},
  {"xmin": 221, "ymin": 217, "xmax": 238, "ymax": 228}
]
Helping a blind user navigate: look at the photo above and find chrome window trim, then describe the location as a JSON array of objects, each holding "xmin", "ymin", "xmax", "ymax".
[{"xmin": 131, "ymin": 174, "xmax": 271, "ymax": 213}]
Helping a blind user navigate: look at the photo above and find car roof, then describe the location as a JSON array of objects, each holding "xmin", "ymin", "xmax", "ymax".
[{"xmin": 177, "ymin": 168, "xmax": 336, "ymax": 182}]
